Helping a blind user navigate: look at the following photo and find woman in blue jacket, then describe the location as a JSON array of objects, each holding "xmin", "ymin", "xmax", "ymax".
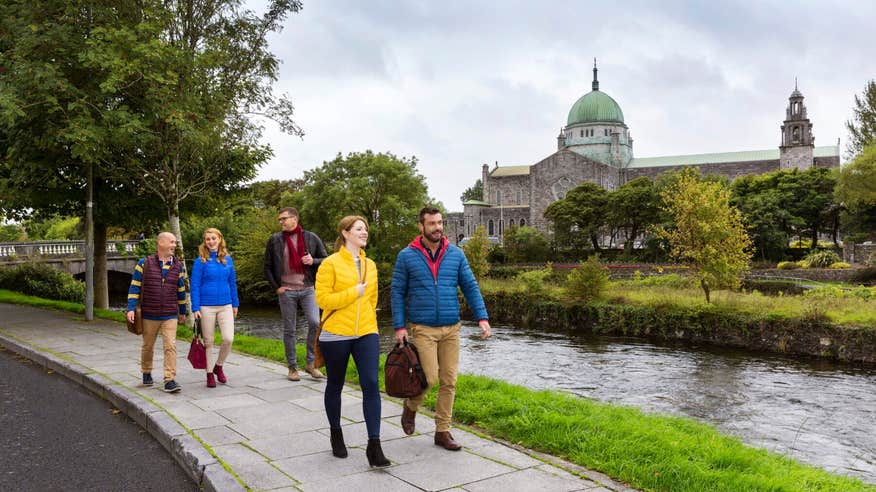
[{"xmin": 191, "ymin": 228, "xmax": 240, "ymax": 388}]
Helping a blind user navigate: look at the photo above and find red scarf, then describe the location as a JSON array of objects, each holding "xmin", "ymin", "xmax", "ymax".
[{"xmin": 283, "ymin": 225, "xmax": 306, "ymax": 274}]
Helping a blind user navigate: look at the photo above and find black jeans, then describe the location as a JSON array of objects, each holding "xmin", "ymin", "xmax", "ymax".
[{"xmin": 319, "ymin": 333, "xmax": 381, "ymax": 439}]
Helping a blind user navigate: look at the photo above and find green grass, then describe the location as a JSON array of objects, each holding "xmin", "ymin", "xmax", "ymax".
[{"xmin": 1, "ymin": 289, "xmax": 873, "ymax": 491}]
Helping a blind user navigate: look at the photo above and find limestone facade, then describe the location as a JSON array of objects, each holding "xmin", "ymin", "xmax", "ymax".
[{"xmin": 454, "ymin": 72, "xmax": 841, "ymax": 243}]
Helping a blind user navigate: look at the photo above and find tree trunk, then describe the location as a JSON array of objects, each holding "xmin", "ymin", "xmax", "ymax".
[
  {"xmin": 167, "ymin": 204, "xmax": 192, "ymax": 322},
  {"xmin": 701, "ymin": 279, "xmax": 711, "ymax": 303},
  {"xmin": 590, "ymin": 233, "xmax": 601, "ymax": 252},
  {"xmin": 94, "ymin": 223, "xmax": 109, "ymax": 309},
  {"xmin": 625, "ymin": 225, "xmax": 638, "ymax": 255}
]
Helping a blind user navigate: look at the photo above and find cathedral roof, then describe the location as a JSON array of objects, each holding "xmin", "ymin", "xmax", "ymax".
[
  {"xmin": 566, "ymin": 60, "xmax": 624, "ymax": 126},
  {"xmin": 490, "ymin": 165, "xmax": 530, "ymax": 177},
  {"xmin": 629, "ymin": 145, "xmax": 839, "ymax": 168},
  {"xmin": 567, "ymin": 90, "xmax": 625, "ymax": 126}
]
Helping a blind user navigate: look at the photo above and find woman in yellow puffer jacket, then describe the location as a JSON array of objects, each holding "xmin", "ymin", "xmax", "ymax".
[{"xmin": 314, "ymin": 215, "xmax": 389, "ymax": 467}]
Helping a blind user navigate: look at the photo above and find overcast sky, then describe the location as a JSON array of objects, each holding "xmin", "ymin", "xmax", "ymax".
[{"xmin": 247, "ymin": 0, "xmax": 876, "ymax": 211}]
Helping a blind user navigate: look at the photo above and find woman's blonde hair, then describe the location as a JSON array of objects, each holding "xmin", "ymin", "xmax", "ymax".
[
  {"xmin": 334, "ymin": 215, "xmax": 369, "ymax": 252},
  {"xmin": 198, "ymin": 228, "xmax": 229, "ymax": 264}
]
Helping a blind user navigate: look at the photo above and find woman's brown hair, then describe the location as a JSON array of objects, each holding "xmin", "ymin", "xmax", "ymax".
[
  {"xmin": 334, "ymin": 215, "xmax": 369, "ymax": 252},
  {"xmin": 198, "ymin": 228, "xmax": 229, "ymax": 264}
]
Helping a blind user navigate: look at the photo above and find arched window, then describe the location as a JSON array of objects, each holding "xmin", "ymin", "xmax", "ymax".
[
  {"xmin": 488, "ymin": 220, "xmax": 494, "ymax": 235},
  {"xmin": 498, "ymin": 220, "xmax": 504, "ymax": 235},
  {"xmin": 520, "ymin": 218, "xmax": 526, "ymax": 227},
  {"xmin": 792, "ymin": 126, "xmax": 800, "ymax": 143},
  {"xmin": 580, "ymin": 130, "xmax": 584, "ymax": 137}
]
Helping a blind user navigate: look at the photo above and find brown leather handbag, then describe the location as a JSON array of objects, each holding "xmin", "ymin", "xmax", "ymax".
[
  {"xmin": 384, "ymin": 339, "xmax": 428, "ymax": 398},
  {"xmin": 312, "ymin": 311, "xmax": 335, "ymax": 369},
  {"xmin": 126, "ymin": 306, "xmax": 143, "ymax": 335}
]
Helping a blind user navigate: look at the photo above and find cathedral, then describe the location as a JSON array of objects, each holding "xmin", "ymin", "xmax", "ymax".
[{"xmin": 448, "ymin": 62, "xmax": 840, "ymax": 242}]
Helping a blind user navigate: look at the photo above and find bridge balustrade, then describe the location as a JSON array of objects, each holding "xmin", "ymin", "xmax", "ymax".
[{"xmin": 0, "ymin": 240, "xmax": 142, "ymax": 259}]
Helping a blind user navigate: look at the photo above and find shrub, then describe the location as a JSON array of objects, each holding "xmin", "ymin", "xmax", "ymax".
[
  {"xmin": 134, "ymin": 238, "xmax": 157, "ymax": 257},
  {"xmin": 565, "ymin": 256, "xmax": 609, "ymax": 302},
  {"xmin": 629, "ymin": 273, "xmax": 692, "ymax": 288},
  {"xmin": 850, "ymin": 267, "xmax": 876, "ymax": 285},
  {"xmin": 797, "ymin": 260, "xmax": 809, "ymax": 269},
  {"xmin": 515, "ymin": 266, "xmax": 552, "ymax": 296},
  {"xmin": 828, "ymin": 262, "xmax": 851, "ymax": 269},
  {"xmin": 802, "ymin": 249, "xmax": 841, "ymax": 268},
  {"xmin": 462, "ymin": 225, "xmax": 491, "ymax": 280},
  {"xmin": 0, "ymin": 263, "xmax": 84, "ymax": 302},
  {"xmin": 776, "ymin": 261, "xmax": 799, "ymax": 270}
]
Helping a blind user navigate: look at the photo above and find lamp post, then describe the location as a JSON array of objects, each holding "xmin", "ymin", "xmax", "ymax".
[{"xmin": 498, "ymin": 190, "xmax": 503, "ymax": 245}]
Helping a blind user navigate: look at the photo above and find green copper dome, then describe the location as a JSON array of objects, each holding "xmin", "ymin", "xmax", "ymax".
[
  {"xmin": 567, "ymin": 90, "xmax": 624, "ymax": 125},
  {"xmin": 566, "ymin": 60, "xmax": 624, "ymax": 125}
]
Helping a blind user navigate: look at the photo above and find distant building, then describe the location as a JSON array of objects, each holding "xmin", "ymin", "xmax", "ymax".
[{"xmin": 447, "ymin": 62, "xmax": 840, "ymax": 244}]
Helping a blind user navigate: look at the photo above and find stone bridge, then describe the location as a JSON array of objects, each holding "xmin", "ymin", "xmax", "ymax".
[{"xmin": 0, "ymin": 240, "xmax": 141, "ymax": 276}]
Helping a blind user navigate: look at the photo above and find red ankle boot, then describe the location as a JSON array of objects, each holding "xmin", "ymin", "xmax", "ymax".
[
  {"xmin": 213, "ymin": 364, "xmax": 227, "ymax": 384},
  {"xmin": 206, "ymin": 372, "xmax": 216, "ymax": 388}
]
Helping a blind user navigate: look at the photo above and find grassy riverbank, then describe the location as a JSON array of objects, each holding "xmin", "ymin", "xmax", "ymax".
[
  {"xmin": 1, "ymin": 289, "xmax": 872, "ymax": 491},
  {"xmin": 475, "ymin": 275, "xmax": 876, "ymax": 364},
  {"xmin": 481, "ymin": 275, "xmax": 876, "ymax": 328}
]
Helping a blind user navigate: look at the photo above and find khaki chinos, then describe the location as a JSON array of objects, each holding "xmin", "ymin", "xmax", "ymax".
[
  {"xmin": 405, "ymin": 322, "xmax": 461, "ymax": 432},
  {"xmin": 141, "ymin": 318, "xmax": 178, "ymax": 382}
]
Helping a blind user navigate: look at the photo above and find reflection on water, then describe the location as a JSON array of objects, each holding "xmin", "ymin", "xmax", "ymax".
[{"xmin": 236, "ymin": 307, "xmax": 876, "ymax": 483}]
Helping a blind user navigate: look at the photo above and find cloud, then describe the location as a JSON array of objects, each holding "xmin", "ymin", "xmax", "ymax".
[{"xmin": 249, "ymin": 0, "xmax": 876, "ymax": 210}]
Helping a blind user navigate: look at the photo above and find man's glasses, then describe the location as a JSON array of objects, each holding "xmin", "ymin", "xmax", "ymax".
[{"xmin": 278, "ymin": 216, "xmax": 294, "ymax": 223}]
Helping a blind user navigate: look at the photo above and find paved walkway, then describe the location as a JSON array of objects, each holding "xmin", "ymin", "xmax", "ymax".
[{"xmin": 0, "ymin": 303, "xmax": 633, "ymax": 492}]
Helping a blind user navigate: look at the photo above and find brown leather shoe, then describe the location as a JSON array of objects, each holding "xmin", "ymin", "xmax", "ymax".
[
  {"xmin": 305, "ymin": 364, "xmax": 325, "ymax": 379},
  {"xmin": 434, "ymin": 431, "xmax": 462, "ymax": 451},
  {"xmin": 287, "ymin": 368, "xmax": 300, "ymax": 381},
  {"xmin": 401, "ymin": 401, "xmax": 416, "ymax": 435}
]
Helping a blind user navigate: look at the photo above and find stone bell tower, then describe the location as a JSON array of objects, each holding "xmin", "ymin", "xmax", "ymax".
[{"xmin": 779, "ymin": 80, "xmax": 814, "ymax": 171}]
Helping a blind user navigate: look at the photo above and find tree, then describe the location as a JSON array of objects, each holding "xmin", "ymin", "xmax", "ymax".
[
  {"xmin": 292, "ymin": 151, "xmax": 430, "ymax": 262},
  {"xmin": 655, "ymin": 169, "xmax": 751, "ymax": 302},
  {"xmin": 544, "ymin": 182, "xmax": 609, "ymax": 252},
  {"xmin": 248, "ymin": 179, "xmax": 306, "ymax": 210},
  {"xmin": 0, "ymin": 0, "xmax": 167, "ymax": 310},
  {"xmin": 783, "ymin": 168, "xmax": 837, "ymax": 247},
  {"xmin": 836, "ymin": 144, "xmax": 876, "ymax": 209},
  {"xmin": 462, "ymin": 225, "xmax": 490, "ymax": 280},
  {"xmin": 836, "ymin": 144, "xmax": 876, "ymax": 241},
  {"xmin": 88, "ymin": 0, "xmax": 304, "ymax": 258},
  {"xmin": 607, "ymin": 177, "xmax": 661, "ymax": 255},
  {"xmin": 503, "ymin": 225, "xmax": 549, "ymax": 263},
  {"xmin": 845, "ymin": 80, "xmax": 876, "ymax": 159},
  {"xmin": 461, "ymin": 179, "xmax": 483, "ymax": 203}
]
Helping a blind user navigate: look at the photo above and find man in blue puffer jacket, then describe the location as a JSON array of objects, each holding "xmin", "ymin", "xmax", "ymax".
[{"xmin": 391, "ymin": 206, "xmax": 491, "ymax": 451}]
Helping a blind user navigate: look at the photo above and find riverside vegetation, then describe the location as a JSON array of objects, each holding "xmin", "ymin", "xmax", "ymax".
[
  {"xmin": 1, "ymin": 288, "xmax": 873, "ymax": 491},
  {"xmin": 476, "ymin": 267, "xmax": 876, "ymax": 364}
]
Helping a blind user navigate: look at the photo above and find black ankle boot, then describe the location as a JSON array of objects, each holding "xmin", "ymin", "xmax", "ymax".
[
  {"xmin": 366, "ymin": 438, "xmax": 390, "ymax": 467},
  {"xmin": 330, "ymin": 428, "xmax": 347, "ymax": 458}
]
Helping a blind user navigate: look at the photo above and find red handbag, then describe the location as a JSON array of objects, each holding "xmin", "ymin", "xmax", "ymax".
[
  {"xmin": 187, "ymin": 318, "xmax": 207, "ymax": 370},
  {"xmin": 384, "ymin": 339, "xmax": 427, "ymax": 398}
]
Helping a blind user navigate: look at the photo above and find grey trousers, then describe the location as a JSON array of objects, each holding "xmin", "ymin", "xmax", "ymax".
[{"xmin": 278, "ymin": 287, "xmax": 320, "ymax": 368}]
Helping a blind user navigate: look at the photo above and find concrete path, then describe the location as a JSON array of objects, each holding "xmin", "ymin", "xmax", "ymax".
[{"xmin": 0, "ymin": 303, "xmax": 634, "ymax": 492}]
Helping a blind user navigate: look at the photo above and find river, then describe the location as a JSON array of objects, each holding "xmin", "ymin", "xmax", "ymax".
[{"xmin": 234, "ymin": 306, "xmax": 875, "ymax": 483}]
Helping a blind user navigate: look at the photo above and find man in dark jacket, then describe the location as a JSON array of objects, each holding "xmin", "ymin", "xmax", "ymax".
[
  {"xmin": 264, "ymin": 207, "xmax": 328, "ymax": 381},
  {"xmin": 126, "ymin": 232, "xmax": 187, "ymax": 393},
  {"xmin": 391, "ymin": 206, "xmax": 491, "ymax": 451}
]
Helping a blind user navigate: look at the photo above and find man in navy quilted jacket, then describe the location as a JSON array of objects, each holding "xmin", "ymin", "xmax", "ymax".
[{"xmin": 391, "ymin": 206, "xmax": 491, "ymax": 451}]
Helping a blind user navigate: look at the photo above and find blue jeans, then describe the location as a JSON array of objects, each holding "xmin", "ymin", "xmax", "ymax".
[
  {"xmin": 278, "ymin": 287, "xmax": 320, "ymax": 368},
  {"xmin": 320, "ymin": 334, "xmax": 381, "ymax": 439}
]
